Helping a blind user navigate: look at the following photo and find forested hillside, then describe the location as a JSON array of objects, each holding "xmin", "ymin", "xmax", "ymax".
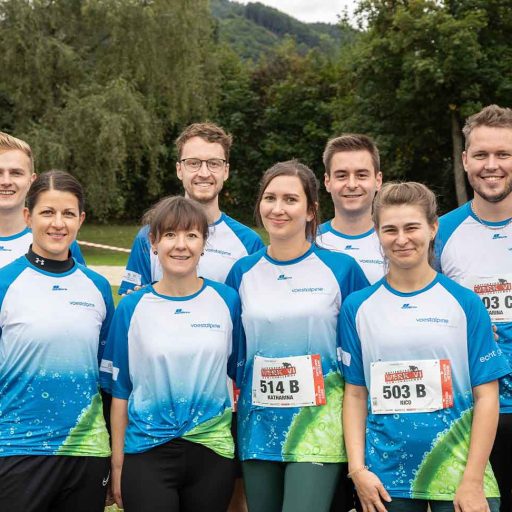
[
  {"xmin": 211, "ymin": 0, "xmax": 355, "ymax": 60},
  {"xmin": 1, "ymin": 0, "xmax": 510, "ymax": 223}
]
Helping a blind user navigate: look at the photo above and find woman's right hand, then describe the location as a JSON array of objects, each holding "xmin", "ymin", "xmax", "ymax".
[
  {"xmin": 352, "ymin": 469, "xmax": 392, "ymax": 512},
  {"xmin": 111, "ymin": 463, "xmax": 123, "ymax": 509}
]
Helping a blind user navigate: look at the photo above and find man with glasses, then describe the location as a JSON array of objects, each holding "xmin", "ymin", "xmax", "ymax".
[{"xmin": 119, "ymin": 122, "xmax": 263, "ymax": 292}]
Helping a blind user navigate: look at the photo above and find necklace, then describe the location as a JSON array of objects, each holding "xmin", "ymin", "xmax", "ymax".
[{"xmin": 470, "ymin": 201, "xmax": 512, "ymax": 230}]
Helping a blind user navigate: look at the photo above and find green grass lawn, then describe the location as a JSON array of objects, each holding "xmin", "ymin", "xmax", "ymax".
[{"xmin": 78, "ymin": 224, "xmax": 140, "ymax": 266}]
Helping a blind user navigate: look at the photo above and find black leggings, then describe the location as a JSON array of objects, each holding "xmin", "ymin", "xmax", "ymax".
[
  {"xmin": 122, "ymin": 438, "xmax": 236, "ymax": 512},
  {"xmin": 0, "ymin": 455, "xmax": 109, "ymax": 512},
  {"xmin": 490, "ymin": 413, "xmax": 512, "ymax": 512}
]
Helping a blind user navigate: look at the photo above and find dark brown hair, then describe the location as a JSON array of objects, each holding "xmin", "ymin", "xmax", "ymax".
[
  {"xmin": 254, "ymin": 160, "xmax": 320, "ymax": 242},
  {"xmin": 26, "ymin": 170, "xmax": 84, "ymax": 213},
  {"xmin": 145, "ymin": 196, "xmax": 209, "ymax": 243},
  {"xmin": 323, "ymin": 133, "xmax": 380, "ymax": 175},
  {"xmin": 175, "ymin": 122, "xmax": 233, "ymax": 161}
]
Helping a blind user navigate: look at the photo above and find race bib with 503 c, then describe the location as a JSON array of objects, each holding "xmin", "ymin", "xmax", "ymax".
[
  {"xmin": 465, "ymin": 274, "xmax": 512, "ymax": 323},
  {"xmin": 370, "ymin": 359, "xmax": 453, "ymax": 414},
  {"xmin": 252, "ymin": 355, "xmax": 326, "ymax": 408}
]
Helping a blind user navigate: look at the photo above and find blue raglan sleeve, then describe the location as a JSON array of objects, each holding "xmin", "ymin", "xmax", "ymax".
[
  {"xmin": 70, "ymin": 240, "xmax": 86, "ymax": 265},
  {"xmin": 339, "ymin": 297, "xmax": 366, "ymax": 386},
  {"xmin": 225, "ymin": 260, "xmax": 243, "ymax": 292},
  {"xmin": 463, "ymin": 290, "xmax": 511, "ymax": 387},
  {"xmin": 227, "ymin": 292, "xmax": 246, "ymax": 387},
  {"xmin": 118, "ymin": 226, "xmax": 152, "ymax": 295},
  {"xmin": 339, "ymin": 257, "xmax": 370, "ymax": 299},
  {"xmin": 100, "ymin": 295, "xmax": 138, "ymax": 399}
]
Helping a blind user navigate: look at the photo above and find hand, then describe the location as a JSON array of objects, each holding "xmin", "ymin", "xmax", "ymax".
[
  {"xmin": 492, "ymin": 324, "xmax": 499, "ymax": 342},
  {"xmin": 111, "ymin": 463, "xmax": 123, "ymax": 509},
  {"xmin": 454, "ymin": 480, "xmax": 489, "ymax": 512},
  {"xmin": 352, "ymin": 469, "xmax": 392, "ymax": 512}
]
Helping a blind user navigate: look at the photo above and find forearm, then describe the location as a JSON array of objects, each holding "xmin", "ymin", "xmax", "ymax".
[
  {"xmin": 111, "ymin": 397, "xmax": 129, "ymax": 468},
  {"xmin": 463, "ymin": 381, "xmax": 499, "ymax": 484},
  {"xmin": 343, "ymin": 383, "xmax": 369, "ymax": 471}
]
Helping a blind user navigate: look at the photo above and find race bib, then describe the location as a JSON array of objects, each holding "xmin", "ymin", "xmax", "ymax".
[
  {"xmin": 370, "ymin": 359, "xmax": 453, "ymax": 414},
  {"xmin": 252, "ymin": 355, "xmax": 326, "ymax": 408},
  {"xmin": 465, "ymin": 274, "xmax": 512, "ymax": 323}
]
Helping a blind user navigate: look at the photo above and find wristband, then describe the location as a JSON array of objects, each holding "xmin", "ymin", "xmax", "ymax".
[{"xmin": 347, "ymin": 466, "xmax": 368, "ymax": 479}]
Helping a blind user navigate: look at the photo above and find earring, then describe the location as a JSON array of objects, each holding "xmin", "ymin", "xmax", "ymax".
[
  {"xmin": 153, "ymin": 250, "xmax": 157, "ymax": 255},
  {"xmin": 201, "ymin": 252, "xmax": 204, "ymax": 256}
]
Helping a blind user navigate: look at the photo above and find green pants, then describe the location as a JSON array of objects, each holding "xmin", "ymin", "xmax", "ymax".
[{"xmin": 242, "ymin": 460, "xmax": 341, "ymax": 512}]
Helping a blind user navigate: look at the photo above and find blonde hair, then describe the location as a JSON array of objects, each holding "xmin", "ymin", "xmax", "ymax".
[
  {"xmin": 0, "ymin": 132, "xmax": 34, "ymax": 173},
  {"xmin": 463, "ymin": 104, "xmax": 512, "ymax": 150}
]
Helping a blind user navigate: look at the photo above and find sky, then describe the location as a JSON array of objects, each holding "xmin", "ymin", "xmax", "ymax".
[{"xmin": 237, "ymin": 0, "xmax": 356, "ymax": 24}]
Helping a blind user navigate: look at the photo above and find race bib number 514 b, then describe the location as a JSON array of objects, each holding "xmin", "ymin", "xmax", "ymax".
[
  {"xmin": 370, "ymin": 359, "xmax": 453, "ymax": 414},
  {"xmin": 252, "ymin": 355, "xmax": 326, "ymax": 408}
]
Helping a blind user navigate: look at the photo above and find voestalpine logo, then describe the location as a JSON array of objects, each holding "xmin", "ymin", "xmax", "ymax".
[
  {"xmin": 191, "ymin": 322, "xmax": 222, "ymax": 329},
  {"xmin": 277, "ymin": 274, "xmax": 292, "ymax": 280},
  {"xmin": 492, "ymin": 233, "xmax": 507, "ymax": 240},
  {"xmin": 69, "ymin": 301, "xmax": 95, "ymax": 308},
  {"xmin": 0, "ymin": 246, "xmax": 12, "ymax": 252},
  {"xmin": 416, "ymin": 317, "xmax": 449, "ymax": 324},
  {"xmin": 401, "ymin": 303, "xmax": 417, "ymax": 309},
  {"xmin": 291, "ymin": 287, "xmax": 324, "ymax": 293},
  {"xmin": 344, "ymin": 245, "xmax": 359, "ymax": 251},
  {"xmin": 174, "ymin": 308, "xmax": 190, "ymax": 314},
  {"xmin": 52, "ymin": 285, "xmax": 67, "ymax": 291}
]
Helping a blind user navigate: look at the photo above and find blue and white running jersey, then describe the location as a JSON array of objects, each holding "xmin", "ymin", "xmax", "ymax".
[
  {"xmin": 226, "ymin": 245, "xmax": 368, "ymax": 462},
  {"xmin": 100, "ymin": 279, "xmax": 244, "ymax": 457},
  {"xmin": 119, "ymin": 213, "xmax": 264, "ymax": 294},
  {"xmin": 0, "ymin": 227, "xmax": 85, "ymax": 269},
  {"xmin": 0, "ymin": 257, "xmax": 113, "ymax": 456},
  {"xmin": 437, "ymin": 202, "xmax": 512, "ymax": 411},
  {"xmin": 317, "ymin": 221, "xmax": 384, "ymax": 284},
  {"xmin": 340, "ymin": 274, "xmax": 509, "ymax": 500}
]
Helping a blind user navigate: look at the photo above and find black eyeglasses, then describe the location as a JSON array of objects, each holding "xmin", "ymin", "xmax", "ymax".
[{"xmin": 179, "ymin": 158, "xmax": 227, "ymax": 173}]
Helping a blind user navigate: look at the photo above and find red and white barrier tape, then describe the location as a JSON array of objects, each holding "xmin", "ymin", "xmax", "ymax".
[{"xmin": 77, "ymin": 240, "xmax": 131, "ymax": 253}]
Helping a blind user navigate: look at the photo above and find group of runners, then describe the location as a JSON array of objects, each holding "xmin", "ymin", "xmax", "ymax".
[{"xmin": 0, "ymin": 103, "xmax": 509, "ymax": 512}]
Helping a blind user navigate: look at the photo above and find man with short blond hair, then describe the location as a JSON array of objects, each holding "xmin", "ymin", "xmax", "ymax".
[
  {"xmin": 437, "ymin": 104, "xmax": 512, "ymax": 512},
  {"xmin": 0, "ymin": 132, "xmax": 83, "ymax": 266}
]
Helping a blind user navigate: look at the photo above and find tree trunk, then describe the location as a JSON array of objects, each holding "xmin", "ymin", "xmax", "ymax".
[{"xmin": 451, "ymin": 109, "xmax": 468, "ymax": 205}]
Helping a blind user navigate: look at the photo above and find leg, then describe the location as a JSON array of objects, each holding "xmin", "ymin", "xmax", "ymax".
[
  {"xmin": 384, "ymin": 498, "xmax": 427, "ymax": 511},
  {"xmin": 121, "ymin": 440, "xmax": 184, "ymax": 512},
  {"xmin": 330, "ymin": 463, "xmax": 358, "ymax": 512},
  {"xmin": 490, "ymin": 413, "xmax": 512, "ymax": 512},
  {"xmin": 0, "ymin": 456, "xmax": 61, "ymax": 512},
  {"xmin": 228, "ymin": 411, "xmax": 248, "ymax": 512},
  {"xmin": 180, "ymin": 441, "xmax": 236, "ymax": 512},
  {"xmin": 282, "ymin": 462, "xmax": 341, "ymax": 512},
  {"xmin": 430, "ymin": 498, "xmax": 501, "ymax": 512},
  {"xmin": 242, "ymin": 460, "xmax": 285, "ymax": 512},
  {"xmin": 53, "ymin": 456, "xmax": 110, "ymax": 512}
]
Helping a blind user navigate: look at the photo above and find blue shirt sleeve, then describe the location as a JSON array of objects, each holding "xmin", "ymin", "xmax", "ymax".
[
  {"xmin": 100, "ymin": 292, "xmax": 145, "ymax": 398},
  {"xmin": 70, "ymin": 240, "xmax": 85, "ymax": 265},
  {"xmin": 118, "ymin": 226, "xmax": 152, "ymax": 295},
  {"xmin": 339, "ymin": 297, "xmax": 366, "ymax": 386},
  {"xmin": 464, "ymin": 290, "xmax": 511, "ymax": 387}
]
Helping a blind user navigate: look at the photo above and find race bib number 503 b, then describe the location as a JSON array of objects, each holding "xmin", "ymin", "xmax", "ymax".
[
  {"xmin": 370, "ymin": 359, "xmax": 453, "ymax": 414},
  {"xmin": 252, "ymin": 355, "xmax": 326, "ymax": 408}
]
